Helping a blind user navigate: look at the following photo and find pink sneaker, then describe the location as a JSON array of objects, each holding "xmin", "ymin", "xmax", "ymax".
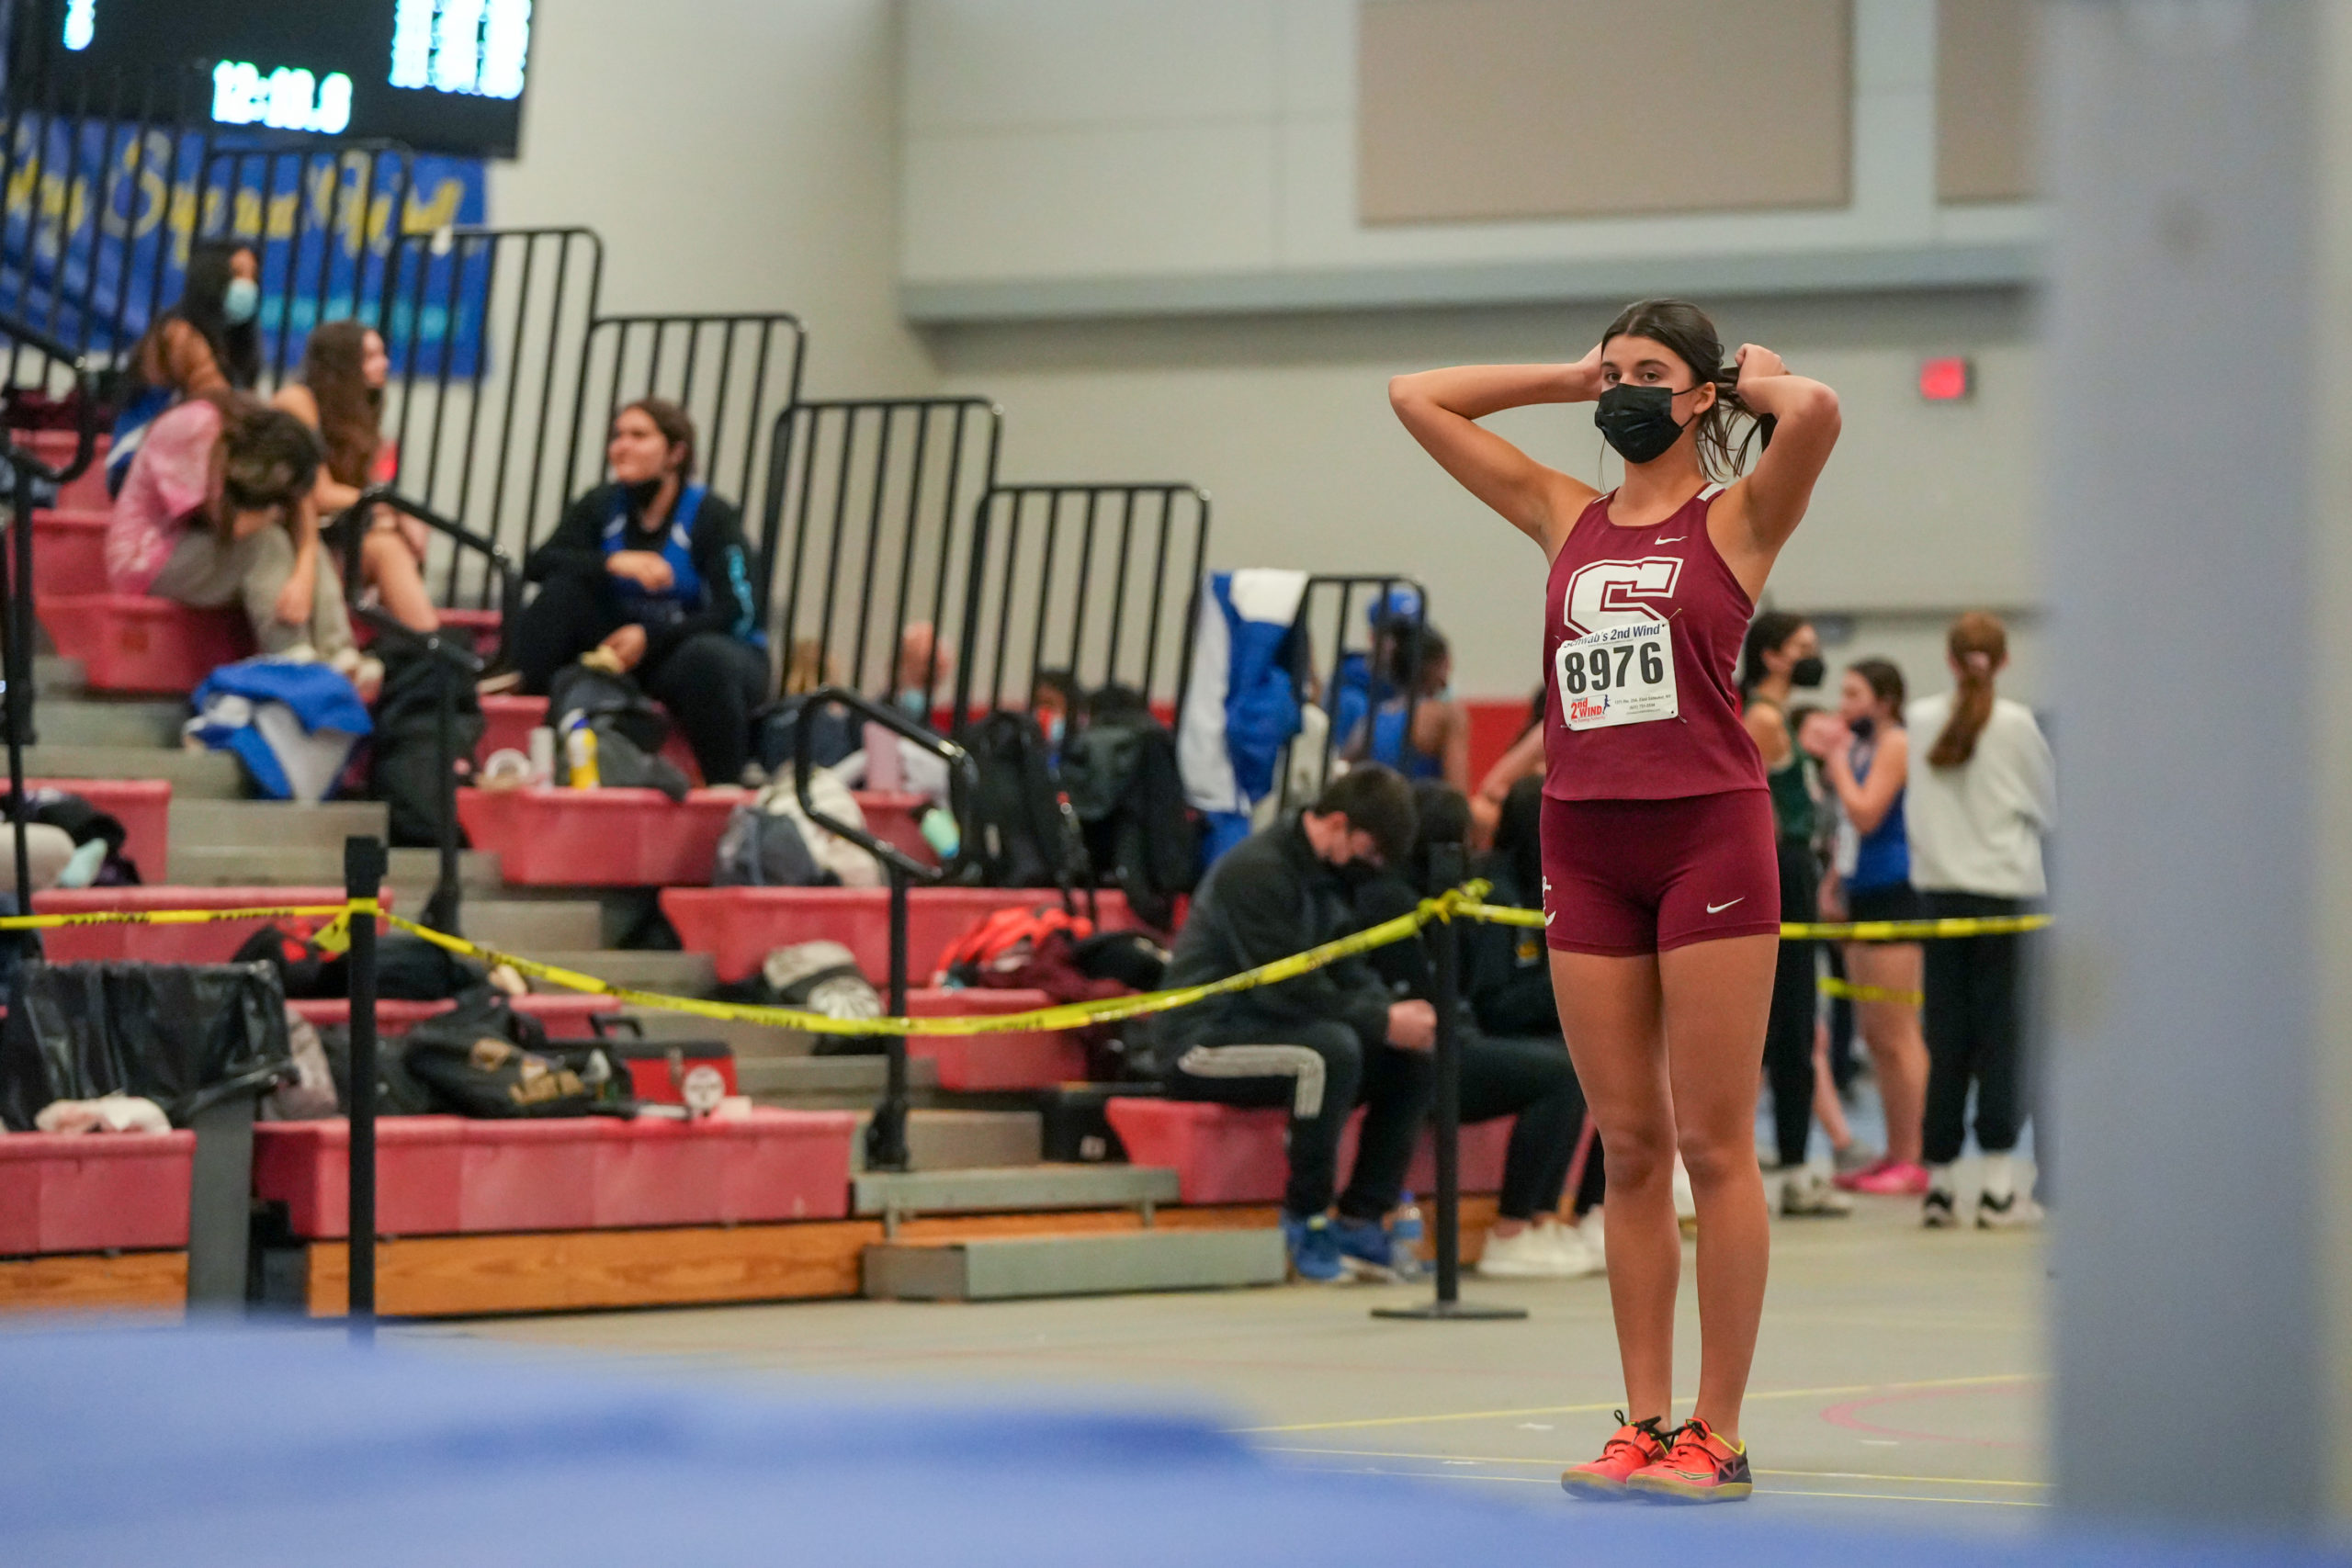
[
  {"xmin": 1847, "ymin": 1159, "xmax": 1930, "ymax": 1196},
  {"xmin": 1831, "ymin": 1156, "xmax": 1887, "ymax": 1193}
]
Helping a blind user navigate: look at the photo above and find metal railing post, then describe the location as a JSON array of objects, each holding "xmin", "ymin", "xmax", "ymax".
[{"xmin": 344, "ymin": 835, "xmax": 387, "ymax": 1342}]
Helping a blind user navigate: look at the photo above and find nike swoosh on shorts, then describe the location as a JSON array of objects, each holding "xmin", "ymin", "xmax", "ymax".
[{"xmin": 1706, "ymin": 897, "xmax": 1744, "ymax": 914}]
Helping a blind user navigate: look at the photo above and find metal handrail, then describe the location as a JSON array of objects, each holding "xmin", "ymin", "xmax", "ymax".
[{"xmin": 791, "ymin": 683, "xmax": 974, "ymax": 1171}]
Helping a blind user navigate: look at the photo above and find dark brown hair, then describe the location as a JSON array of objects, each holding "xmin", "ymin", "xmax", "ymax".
[
  {"xmin": 619, "ymin": 397, "xmax": 696, "ymax": 479},
  {"xmin": 1848, "ymin": 657, "xmax": 1906, "ymax": 725},
  {"xmin": 1738, "ymin": 609, "xmax": 1809, "ymax": 696},
  {"xmin": 300, "ymin": 320, "xmax": 383, "ymax": 489},
  {"xmin": 208, "ymin": 393, "xmax": 322, "ymax": 536},
  {"xmin": 1313, "ymin": 763, "xmax": 1419, "ymax": 868},
  {"xmin": 1928, "ymin": 611, "xmax": 2007, "ymax": 768},
  {"xmin": 1600, "ymin": 298, "xmax": 1764, "ymax": 482}
]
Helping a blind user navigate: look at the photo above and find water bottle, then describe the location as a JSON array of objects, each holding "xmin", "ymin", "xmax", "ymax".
[
  {"xmin": 1391, "ymin": 1193, "xmax": 1427, "ymax": 1280},
  {"xmin": 562, "ymin": 715, "xmax": 599, "ymax": 789}
]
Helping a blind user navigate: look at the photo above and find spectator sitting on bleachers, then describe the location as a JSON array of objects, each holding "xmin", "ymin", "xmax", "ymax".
[
  {"xmin": 1343, "ymin": 624, "xmax": 1470, "ymax": 793},
  {"xmin": 106, "ymin": 239, "xmax": 262, "ymax": 496},
  {"xmin": 272, "ymin": 320, "xmax": 438, "ymax": 633},
  {"xmin": 104, "ymin": 390, "xmax": 379, "ymax": 698},
  {"xmin": 511, "ymin": 398, "xmax": 770, "ymax": 784},
  {"xmin": 1032, "ymin": 667, "xmax": 1075, "ymax": 760},
  {"xmin": 891, "ymin": 622, "xmax": 952, "ymax": 726},
  {"xmin": 1151, "ymin": 763, "xmax": 1436, "ymax": 1283}
]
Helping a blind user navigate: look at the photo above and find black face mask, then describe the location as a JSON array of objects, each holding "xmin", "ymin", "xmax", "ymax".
[
  {"xmin": 621, "ymin": 477, "xmax": 664, "ymax": 513},
  {"xmin": 1849, "ymin": 715, "xmax": 1877, "ymax": 741},
  {"xmin": 1790, "ymin": 655, "xmax": 1826, "ymax": 689},
  {"xmin": 1594, "ymin": 382, "xmax": 1700, "ymax": 465}
]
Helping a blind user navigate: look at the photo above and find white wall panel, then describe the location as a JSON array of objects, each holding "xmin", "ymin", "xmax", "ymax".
[{"xmin": 904, "ymin": 0, "xmax": 1281, "ymax": 132}]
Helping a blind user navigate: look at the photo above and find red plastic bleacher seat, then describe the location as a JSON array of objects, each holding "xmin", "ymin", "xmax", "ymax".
[
  {"xmin": 455, "ymin": 785, "xmax": 748, "ymax": 886},
  {"xmin": 250, "ymin": 1115, "xmax": 468, "ymax": 1239},
  {"xmin": 662, "ymin": 886, "xmax": 1143, "ymax": 986},
  {"xmin": 478, "ymin": 694, "xmax": 704, "ymax": 784},
  {"xmin": 1104, "ymin": 1099, "xmax": 1512, "ymax": 1205},
  {"xmin": 287, "ymin": 994, "xmax": 621, "ymax": 1039},
  {"xmin": 28, "ymin": 777, "xmax": 169, "ymax": 874},
  {"xmin": 31, "ymin": 509, "xmax": 108, "ymax": 596},
  {"xmin": 35, "ymin": 886, "xmax": 383, "ymax": 965},
  {"xmin": 0, "ymin": 1130, "xmax": 194, "ymax": 1253},
  {"xmin": 15, "ymin": 430, "xmax": 112, "ymax": 513},
  {"xmin": 252, "ymin": 1110, "xmax": 856, "ymax": 1238},
  {"xmin": 37, "ymin": 594, "xmax": 252, "ymax": 694},
  {"xmin": 905, "ymin": 987, "xmax": 1085, "ymax": 1090}
]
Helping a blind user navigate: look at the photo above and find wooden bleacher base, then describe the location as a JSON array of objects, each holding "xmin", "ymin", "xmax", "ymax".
[{"xmin": 0, "ymin": 1197, "xmax": 1506, "ymax": 1319}]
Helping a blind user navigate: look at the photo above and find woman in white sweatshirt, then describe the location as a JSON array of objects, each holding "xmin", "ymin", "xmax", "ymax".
[{"xmin": 1905, "ymin": 612, "xmax": 2054, "ymax": 1231}]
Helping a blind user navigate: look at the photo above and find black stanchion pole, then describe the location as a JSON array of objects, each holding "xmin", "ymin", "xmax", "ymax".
[
  {"xmin": 869, "ymin": 864, "xmax": 912, "ymax": 1172},
  {"xmin": 1375, "ymin": 848, "xmax": 1528, "ymax": 1323},
  {"xmin": 345, "ymin": 835, "xmax": 387, "ymax": 1343},
  {"xmin": 6, "ymin": 459, "xmax": 37, "ymax": 919}
]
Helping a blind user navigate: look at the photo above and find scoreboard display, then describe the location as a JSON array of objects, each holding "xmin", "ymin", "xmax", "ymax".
[{"xmin": 20, "ymin": 0, "xmax": 532, "ymax": 157}]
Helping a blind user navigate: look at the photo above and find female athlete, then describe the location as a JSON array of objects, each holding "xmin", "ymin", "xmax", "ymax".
[{"xmin": 1390, "ymin": 299, "xmax": 1840, "ymax": 1504}]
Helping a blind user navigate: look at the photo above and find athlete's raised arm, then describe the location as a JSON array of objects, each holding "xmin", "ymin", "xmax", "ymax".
[
  {"xmin": 1713, "ymin": 345, "xmax": 1841, "ymax": 589},
  {"xmin": 1389, "ymin": 353, "xmax": 1606, "ymax": 556}
]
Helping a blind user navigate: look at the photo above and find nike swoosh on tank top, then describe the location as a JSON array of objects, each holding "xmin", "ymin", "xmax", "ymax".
[{"xmin": 1541, "ymin": 484, "xmax": 1769, "ymax": 802}]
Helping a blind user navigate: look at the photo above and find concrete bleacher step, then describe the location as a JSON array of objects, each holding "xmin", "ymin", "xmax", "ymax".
[
  {"xmin": 625, "ymin": 1009, "xmax": 815, "ymax": 1058},
  {"xmin": 169, "ymin": 799, "xmax": 388, "ymax": 848},
  {"xmin": 733, "ymin": 1055, "xmax": 944, "ymax": 1109},
  {"xmin": 852, "ymin": 1108, "xmax": 1043, "ymax": 1172},
  {"xmin": 34, "ymin": 656, "xmax": 88, "ymax": 698},
  {"xmin": 166, "ymin": 844, "xmax": 503, "ymax": 888},
  {"xmin": 528, "ymin": 948, "xmax": 717, "ymax": 996},
  {"xmin": 853, "ymin": 1163, "xmax": 1182, "ymax": 1219},
  {"xmin": 449, "ymin": 898, "xmax": 605, "ymax": 953},
  {"xmin": 33, "ymin": 698, "xmax": 184, "ymax": 748},
  {"xmin": 863, "ymin": 1227, "xmax": 1284, "ymax": 1302},
  {"xmin": 22, "ymin": 744, "xmax": 243, "ymax": 798}
]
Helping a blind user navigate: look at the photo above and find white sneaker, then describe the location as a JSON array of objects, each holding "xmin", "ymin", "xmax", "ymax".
[
  {"xmin": 1975, "ymin": 1191, "xmax": 2043, "ymax": 1230},
  {"xmin": 1477, "ymin": 1223, "xmax": 1588, "ymax": 1278},
  {"xmin": 1779, "ymin": 1164, "xmax": 1854, "ymax": 1218},
  {"xmin": 1577, "ymin": 1208, "xmax": 1607, "ymax": 1269},
  {"xmin": 1534, "ymin": 1217, "xmax": 1604, "ymax": 1277}
]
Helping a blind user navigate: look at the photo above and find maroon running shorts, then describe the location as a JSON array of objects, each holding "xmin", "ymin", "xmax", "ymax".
[{"xmin": 1540, "ymin": 789, "xmax": 1782, "ymax": 956}]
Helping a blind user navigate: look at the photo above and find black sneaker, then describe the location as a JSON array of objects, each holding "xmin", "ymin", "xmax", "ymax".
[
  {"xmin": 1976, "ymin": 1191, "xmax": 2043, "ymax": 1230},
  {"xmin": 1921, "ymin": 1189, "xmax": 1960, "ymax": 1229}
]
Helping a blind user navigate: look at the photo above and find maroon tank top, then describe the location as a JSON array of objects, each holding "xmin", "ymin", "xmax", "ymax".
[{"xmin": 1541, "ymin": 484, "xmax": 1766, "ymax": 802}]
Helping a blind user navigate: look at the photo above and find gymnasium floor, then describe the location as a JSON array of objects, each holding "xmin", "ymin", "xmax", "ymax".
[{"xmin": 399, "ymin": 1189, "xmax": 2047, "ymax": 1537}]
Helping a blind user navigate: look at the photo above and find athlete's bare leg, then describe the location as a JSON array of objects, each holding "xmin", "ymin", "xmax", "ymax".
[
  {"xmin": 1811, "ymin": 1020, "xmax": 1856, "ymax": 1153},
  {"xmin": 1844, "ymin": 941, "xmax": 1928, "ymax": 1166},
  {"xmin": 1550, "ymin": 950, "xmax": 1674, "ymax": 1426},
  {"xmin": 1659, "ymin": 931, "xmax": 1779, "ymax": 1442},
  {"xmin": 362, "ymin": 528, "xmax": 440, "ymax": 633}
]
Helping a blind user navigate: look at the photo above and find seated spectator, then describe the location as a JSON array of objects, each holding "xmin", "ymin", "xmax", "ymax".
[
  {"xmin": 107, "ymin": 239, "xmax": 261, "ymax": 495},
  {"xmin": 1358, "ymin": 780, "xmax": 1600, "ymax": 1278},
  {"xmin": 1346, "ymin": 624, "xmax": 1469, "ymax": 792},
  {"xmin": 1328, "ymin": 584, "xmax": 1421, "ymax": 747},
  {"xmin": 511, "ymin": 399, "xmax": 769, "ymax": 784},
  {"xmin": 1153, "ymin": 764, "xmax": 1437, "ymax": 1282},
  {"xmin": 273, "ymin": 320, "xmax": 438, "ymax": 633},
  {"xmin": 104, "ymin": 390, "xmax": 377, "ymax": 696},
  {"xmin": 892, "ymin": 622, "xmax": 953, "ymax": 726},
  {"xmin": 1032, "ymin": 667, "xmax": 1076, "ymax": 756},
  {"xmin": 1462, "ymin": 775, "xmax": 1608, "ymax": 1269}
]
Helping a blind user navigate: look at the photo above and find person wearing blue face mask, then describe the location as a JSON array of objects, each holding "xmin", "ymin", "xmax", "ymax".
[
  {"xmin": 1031, "ymin": 668, "xmax": 1075, "ymax": 759},
  {"xmin": 107, "ymin": 240, "xmax": 264, "ymax": 498}
]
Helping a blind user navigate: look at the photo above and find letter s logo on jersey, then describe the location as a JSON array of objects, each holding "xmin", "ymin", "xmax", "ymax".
[{"xmin": 1563, "ymin": 558, "xmax": 1681, "ymax": 637}]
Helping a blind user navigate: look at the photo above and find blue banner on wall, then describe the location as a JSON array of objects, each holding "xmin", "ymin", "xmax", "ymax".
[{"xmin": 0, "ymin": 114, "xmax": 488, "ymax": 374}]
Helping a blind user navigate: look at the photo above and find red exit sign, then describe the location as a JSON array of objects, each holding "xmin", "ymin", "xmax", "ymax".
[{"xmin": 1919, "ymin": 356, "xmax": 1974, "ymax": 401}]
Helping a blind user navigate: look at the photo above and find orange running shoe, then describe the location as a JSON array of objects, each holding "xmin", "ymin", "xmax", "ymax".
[
  {"xmin": 1626, "ymin": 1416, "xmax": 1754, "ymax": 1503},
  {"xmin": 1558, "ymin": 1412, "xmax": 1672, "ymax": 1500}
]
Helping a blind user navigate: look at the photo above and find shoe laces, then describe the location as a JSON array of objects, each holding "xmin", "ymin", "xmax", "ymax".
[
  {"xmin": 1601, "ymin": 1410, "xmax": 1669, "ymax": 1461},
  {"xmin": 1662, "ymin": 1416, "xmax": 1733, "ymax": 1466}
]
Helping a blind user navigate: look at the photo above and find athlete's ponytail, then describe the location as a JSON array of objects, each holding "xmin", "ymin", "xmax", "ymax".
[
  {"xmin": 1928, "ymin": 611, "xmax": 2007, "ymax": 768},
  {"xmin": 1600, "ymin": 298, "xmax": 1767, "ymax": 483}
]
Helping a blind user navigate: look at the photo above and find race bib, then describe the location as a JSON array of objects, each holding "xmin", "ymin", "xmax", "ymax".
[{"xmin": 1556, "ymin": 621, "xmax": 1679, "ymax": 731}]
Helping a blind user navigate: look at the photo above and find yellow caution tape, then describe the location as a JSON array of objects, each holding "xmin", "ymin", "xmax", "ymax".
[
  {"xmin": 0, "ymin": 887, "xmax": 2046, "ymax": 1039},
  {"xmin": 1454, "ymin": 901, "xmax": 2049, "ymax": 943},
  {"xmin": 0, "ymin": 902, "xmax": 354, "ymax": 931},
  {"xmin": 1818, "ymin": 976, "xmax": 1924, "ymax": 1007}
]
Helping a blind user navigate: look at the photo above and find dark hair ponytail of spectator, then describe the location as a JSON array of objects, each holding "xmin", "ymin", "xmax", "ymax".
[{"xmin": 1928, "ymin": 611, "xmax": 2007, "ymax": 768}]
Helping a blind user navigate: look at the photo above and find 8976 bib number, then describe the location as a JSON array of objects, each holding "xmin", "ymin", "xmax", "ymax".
[{"xmin": 1555, "ymin": 621, "xmax": 1679, "ymax": 731}]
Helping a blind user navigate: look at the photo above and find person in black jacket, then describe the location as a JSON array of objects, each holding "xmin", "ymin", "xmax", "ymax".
[
  {"xmin": 511, "ymin": 399, "xmax": 768, "ymax": 783},
  {"xmin": 1156, "ymin": 764, "xmax": 1435, "ymax": 1283},
  {"xmin": 1355, "ymin": 781, "xmax": 1597, "ymax": 1279},
  {"xmin": 1458, "ymin": 774, "xmax": 1608, "ymax": 1274}
]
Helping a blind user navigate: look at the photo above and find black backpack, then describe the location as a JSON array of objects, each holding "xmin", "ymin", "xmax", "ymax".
[
  {"xmin": 956, "ymin": 710, "xmax": 1086, "ymax": 890},
  {"xmin": 401, "ymin": 991, "xmax": 605, "ymax": 1118},
  {"xmin": 1059, "ymin": 694, "xmax": 1198, "ymax": 928},
  {"xmin": 369, "ymin": 647, "xmax": 487, "ymax": 848}
]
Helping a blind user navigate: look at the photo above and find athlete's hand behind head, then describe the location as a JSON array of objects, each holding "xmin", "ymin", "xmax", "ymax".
[{"xmin": 1734, "ymin": 344, "xmax": 1787, "ymax": 392}]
